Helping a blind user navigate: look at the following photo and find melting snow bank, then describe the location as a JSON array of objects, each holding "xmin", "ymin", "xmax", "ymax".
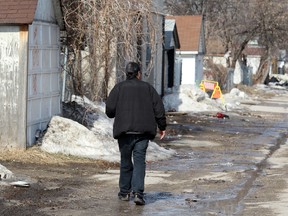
[
  {"xmin": 0, "ymin": 164, "xmax": 13, "ymax": 180},
  {"xmin": 40, "ymin": 116, "xmax": 176, "ymax": 163},
  {"xmin": 163, "ymin": 85, "xmax": 221, "ymax": 112},
  {"xmin": 163, "ymin": 84, "xmax": 288, "ymax": 113},
  {"xmin": 163, "ymin": 84, "xmax": 256, "ymax": 113}
]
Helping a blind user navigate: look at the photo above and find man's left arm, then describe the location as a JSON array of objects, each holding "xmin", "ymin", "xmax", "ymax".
[{"xmin": 105, "ymin": 87, "xmax": 118, "ymax": 118}]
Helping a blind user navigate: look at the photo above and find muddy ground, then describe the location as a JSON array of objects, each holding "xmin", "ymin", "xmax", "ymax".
[{"xmin": 1, "ymin": 90, "xmax": 288, "ymax": 216}]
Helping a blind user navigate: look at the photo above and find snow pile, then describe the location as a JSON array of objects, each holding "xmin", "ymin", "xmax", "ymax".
[
  {"xmin": 41, "ymin": 116, "xmax": 119, "ymax": 162},
  {"xmin": 41, "ymin": 96, "xmax": 176, "ymax": 163},
  {"xmin": 68, "ymin": 95, "xmax": 114, "ymax": 137},
  {"xmin": 0, "ymin": 164, "xmax": 14, "ymax": 180},
  {"xmin": 163, "ymin": 84, "xmax": 221, "ymax": 112},
  {"xmin": 229, "ymin": 88, "xmax": 250, "ymax": 99},
  {"xmin": 163, "ymin": 84, "xmax": 257, "ymax": 113},
  {"xmin": 221, "ymin": 88, "xmax": 254, "ymax": 111}
]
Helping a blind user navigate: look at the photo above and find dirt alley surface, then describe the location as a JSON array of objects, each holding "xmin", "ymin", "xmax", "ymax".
[{"xmin": 1, "ymin": 89, "xmax": 288, "ymax": 216}]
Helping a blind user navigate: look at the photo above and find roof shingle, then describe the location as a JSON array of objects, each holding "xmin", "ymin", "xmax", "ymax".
[
  {"xmin": 166, "ymin": 15, "xmax": 202, "ymax": 52},
  {"xmin": 0, "ymin": 0, "xmax": 38, "ymax": 24}
]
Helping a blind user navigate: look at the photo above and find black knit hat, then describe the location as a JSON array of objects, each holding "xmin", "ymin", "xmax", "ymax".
[{"xmin": 126, "ymin": 62, "xmax": 140, "ymax": 74}]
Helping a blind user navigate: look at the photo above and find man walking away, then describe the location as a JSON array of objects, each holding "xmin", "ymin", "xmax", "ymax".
[{"xmin": 105, "ymin": 62, "xmax": 166, "ymax": 205}]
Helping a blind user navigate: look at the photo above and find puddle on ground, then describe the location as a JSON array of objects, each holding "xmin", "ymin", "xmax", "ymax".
[{"xmin": 114, "ymin": 190, "xmax": 241, "ymax": 216}]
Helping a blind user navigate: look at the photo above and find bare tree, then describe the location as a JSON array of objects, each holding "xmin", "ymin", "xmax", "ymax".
[
  {"xmin": 62, "ymin": 0, "xmax": 162, "ymax": 101},
  {"xmin": 251, "ymin": 0, "xmax": 288, "ymax": 83},
  {"xmin": 166, "ymin": 0, "xmax": 288, "ymax": 84},
  {"xmin": 164, "ymin": 0, "xmax": 205, "ymax": 15}
]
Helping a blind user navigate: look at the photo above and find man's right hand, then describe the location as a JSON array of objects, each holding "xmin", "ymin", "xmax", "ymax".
[{"xmin": 160, "ymin": 130, "xmax": 166, "ymax": 140}]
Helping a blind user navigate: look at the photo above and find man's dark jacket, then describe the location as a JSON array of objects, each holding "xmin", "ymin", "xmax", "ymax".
[{"xmin": 105, "ymin": 78, "xmax": 166, "ymax": 139}]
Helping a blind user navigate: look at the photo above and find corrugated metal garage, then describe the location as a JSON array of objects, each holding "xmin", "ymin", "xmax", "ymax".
[{"xmin": 0, "ymin": 0, "xmax": 64, "ymax": 148}]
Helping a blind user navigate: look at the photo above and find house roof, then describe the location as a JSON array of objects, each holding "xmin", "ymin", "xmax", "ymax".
[
  {"xmin": 0, "ymin": 0, "xmax": 38, "ymax": 24},
  {"xmin": 166, "ymin": 15, "xmax": 202, "ymax": 52}
]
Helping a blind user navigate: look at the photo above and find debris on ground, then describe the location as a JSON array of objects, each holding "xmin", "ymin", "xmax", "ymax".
[{"xmin": 215, "ymin": 112, "xmax": 230, "ymax": 119}]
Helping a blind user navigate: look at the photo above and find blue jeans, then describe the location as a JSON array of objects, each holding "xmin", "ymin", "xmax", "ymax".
[{"xmin": 118, "ymin": 134, "xmax": 149, "ymax": 197}]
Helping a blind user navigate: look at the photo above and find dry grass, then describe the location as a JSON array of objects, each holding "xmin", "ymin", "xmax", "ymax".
[{"xmin": 0, "ymin": 146, "xmax": 117, "ymax": 168}]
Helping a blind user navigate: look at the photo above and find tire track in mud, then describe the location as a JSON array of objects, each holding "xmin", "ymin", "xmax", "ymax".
[
  {"xmin": 193, "ymin": 119, "xmax": 287, "ymax": 215},
  {"xmin": 232, "ymin": 120, "xmax": 288, "ymax": 215},
  {"xmin": 154, "ymin": 95, "xmax": 288, "ymax": 216},
  {"xmin": 222, "ymin": 95, "xmax": 288, "ymax": 215}
]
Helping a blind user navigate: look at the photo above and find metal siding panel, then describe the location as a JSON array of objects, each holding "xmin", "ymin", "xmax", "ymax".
[
  {"xmin": 0, "ymin": 26, "xmax": 27, "ymax": 149},
  {"xmin": 30, "ymin": 99, "xmax": 41, "ymax": 123},
  {"xmin": 50, "ymin": 25, "xmax": 59, "ymax": 45},
  {"xmin": 42, "ymin": 49, "xmax": 51, "ymax": 69},
  {"xmin": 51, "ymin": 49, "xmax": 59, "ymax": 69},
  {"xmin": 41, "ymin": 98, "xmax": 51, "ymax": 119},
  {"xmin": 30, "ymin": 24, "xmax": 41, "ymax": 46},
  {"xmin": 28, "ymin": 73, "xmax": 40, "ymax": 97},
  {"xmin": 34, "ymin": 0, "xmax": 56, "ymax": 23},
  {"xmin": 51, "ymin": 73, "xmax": 59, "ymax": 92},
  {"xmin": 42, "ymin": 25, "xmax": 51, "ymax": 45},
  {"xmin": 41, "ymin": 73, "xmax": 51, "ymax": 92},
  {"xmin": 51, "ymin": 95, "xmax": 60, "ymax": 115},
  {"xmin": 31, "ymin": 47, "xmax": 41, "ymax": 68},
  {"xmin": 27, "ymin": 22, "xmax": 61, "ymax": 146}
]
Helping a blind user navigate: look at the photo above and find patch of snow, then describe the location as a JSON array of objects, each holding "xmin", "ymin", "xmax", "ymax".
[
  {"xmin": 41, "ymin": 116, "xmax": 120, "ymax": 162},
  {"xmin": 229, "ymin": 88, "xmax": 249, "ymax": 99},
  {"xmin": 163, "ymin": 84, "xmax": 221, "ymax": 112},
  {"xmin": 0, "ymin": 164, "xmax": 13, "ymax": 180},
  {"xmin": 41, "ymin": 111, "xmax": 175, "ymax": 163}
]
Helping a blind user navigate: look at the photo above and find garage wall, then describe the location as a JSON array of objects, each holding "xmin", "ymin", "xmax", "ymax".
[
  {"xmin": 0, "ymin": 26, "xmax": 28, "ymax": 149},
  {"xmin": 27, "ymin": 22, "xmax": 61, "ymax": 146}
]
